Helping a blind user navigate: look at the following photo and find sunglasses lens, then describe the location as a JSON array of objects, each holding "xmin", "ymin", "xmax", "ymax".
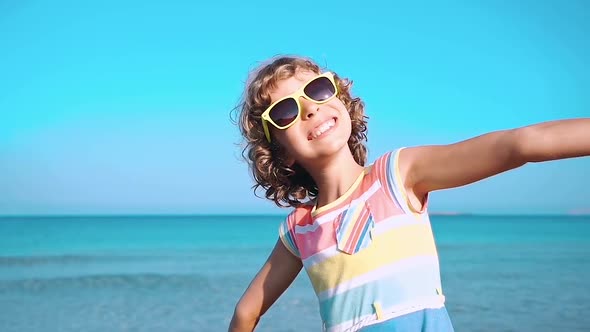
[
  {"xmin": 304, "ymin": 77, "xmax": 336, "ymax": 102},
  {"xmin": 269, "ymin": 98, "xmax": 299, "ymax": 127}
]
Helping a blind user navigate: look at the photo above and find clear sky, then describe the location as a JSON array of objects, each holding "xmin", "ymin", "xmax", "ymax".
[{"xmin": 1, "ymin": 0, "xmax": 588, "ymax": 216}]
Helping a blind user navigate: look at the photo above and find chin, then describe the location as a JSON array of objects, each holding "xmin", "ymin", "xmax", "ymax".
[{"xmin": 313, "ymin": 134, "xmax": 351, "ymax": 158}]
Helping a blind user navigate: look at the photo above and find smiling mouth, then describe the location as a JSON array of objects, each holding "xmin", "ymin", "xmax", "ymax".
[{"xmin": 308, "ymin": 117, "xmax": 337, "ymax": 140}]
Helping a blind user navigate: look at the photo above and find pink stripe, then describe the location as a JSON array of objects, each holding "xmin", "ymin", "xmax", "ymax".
[
  {"xmin": 344, "ymin": 206, "xmax": 370, "ymax": 253},
  {"xmin": 368, "ymin": 188, "xmax": 403, "ymax": 223},
  {"xmin": 296, "ymin": 221, "xmax": 338, "ymax": 260}
]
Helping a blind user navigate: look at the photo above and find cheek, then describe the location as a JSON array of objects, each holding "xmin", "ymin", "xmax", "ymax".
[
  {"xmin": 334, "ymin": 99, "xmax": 350, "ymax": 116},
  {"xmin": 343, "ymin": 115, "xmax": 353, "ymax": 136},
  {"xmin": 337, "ymin": 103, "xmax": 352, "ymax": 124},
  {"xmin": 339, "ymin": 110, "xmax": 354, "ymax": 138}
]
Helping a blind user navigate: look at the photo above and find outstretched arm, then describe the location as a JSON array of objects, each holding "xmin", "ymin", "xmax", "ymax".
[
  {"xmin": 400, "ymin": 118, "xmax": 590, "ymax": 209},
  {"xmin": 228, "ymin": 239, "xmax": 303, "ymax": 332}
]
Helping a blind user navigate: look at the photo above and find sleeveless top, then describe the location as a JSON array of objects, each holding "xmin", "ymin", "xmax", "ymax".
[{"xmin": 278, "ymin": 149, "xmax": 446, "ymax": 331}]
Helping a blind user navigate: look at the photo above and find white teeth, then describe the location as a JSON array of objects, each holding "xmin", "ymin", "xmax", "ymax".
[{"xmin": 311, "ymin": 119, "xmax": 335, "ymax": 139}]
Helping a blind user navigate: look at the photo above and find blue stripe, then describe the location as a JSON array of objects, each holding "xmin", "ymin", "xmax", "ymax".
[
  {"xmin": 360, "ymin": 307, "xmax": 454, "ymax": 332},
  {"xmin": 386, "ymin": 150, "xmax": 411, "ymax": 214},
  {"xmin": 353, "ymin": 215, "xmax": 374, "ymax": 253},
  {"xmin": 280, "ymin": 222, "xmax": 300, "ymax": 257},
  {"xmin": 336, "ymin": 207, "xmax": 352, "ymax": 248},
  {"xmin": 385, "ymin": 152, "xmax": 403, "ymax": 208}
]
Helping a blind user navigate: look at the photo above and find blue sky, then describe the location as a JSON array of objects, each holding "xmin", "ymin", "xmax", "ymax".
[{"xmin": 1, "ymin": 0, "xmax": 588, "ymax": 215}]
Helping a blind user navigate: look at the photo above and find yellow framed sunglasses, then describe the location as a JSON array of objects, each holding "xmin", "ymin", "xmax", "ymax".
[{"xmin": 261, "ymin": 72, "xmax": 338, "ymax": 142}]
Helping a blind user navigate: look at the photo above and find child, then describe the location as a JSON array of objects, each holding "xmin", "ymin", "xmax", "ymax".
[{"xmin": 228, "ymin": 55, "xmax": 590, "ymax": 332}]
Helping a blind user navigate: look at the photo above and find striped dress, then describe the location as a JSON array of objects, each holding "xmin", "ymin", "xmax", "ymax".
[{"xmin": 279, "ymin": 149, "xmax": 455, "ymax": 331}]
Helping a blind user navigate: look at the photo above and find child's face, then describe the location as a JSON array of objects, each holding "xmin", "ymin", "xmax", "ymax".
[{"xmin": 268, "ymin": 69, "xmax": 353, "ymax": 167}]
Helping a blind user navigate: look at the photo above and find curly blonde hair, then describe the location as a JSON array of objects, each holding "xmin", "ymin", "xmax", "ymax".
[{"xmin": 232, "ymin": 56, "xmax": 368, "ymax": 208}]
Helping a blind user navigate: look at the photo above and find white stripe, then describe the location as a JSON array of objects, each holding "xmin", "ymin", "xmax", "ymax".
[
  {"xmin": 303, "ymin": 245, "xmax": 339, "ymax": 268},
  {"xmin": 294, "ymin": 222, "xmax": 321, "ymax": 234},
  {"xmin": 295, "ymin": 182, "xmax": 382, "ymax": 234},
  {"xmin": 317, "ymin": 255, "xmax": 439, "ymax": 301},
  {"xmin": 388, "ymin": 150, "xmax": 414, "ymax": 216}
]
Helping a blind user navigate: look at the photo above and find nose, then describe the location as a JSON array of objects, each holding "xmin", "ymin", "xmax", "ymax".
[{"xmin": 299, "ymin": 98, "xmax": 319, "ymax": 120}]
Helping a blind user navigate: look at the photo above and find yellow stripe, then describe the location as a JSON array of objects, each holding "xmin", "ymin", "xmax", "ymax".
[
  {"xmin": 307, "ymin": 223, "xmax": 438, "ymax": 294},
  {"xmin": 373, "ymin": 302, "xmax": 384, "ymax": 320}
]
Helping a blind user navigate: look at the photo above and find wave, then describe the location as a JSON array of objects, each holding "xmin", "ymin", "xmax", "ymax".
[
  {"xmin": 0, "ymin": 246, "xmax": 270, "ymax": 266},
  {"xmin": 0, "ymin": 254, "xmax": 160, "ymax": 266},
  {"xmin": 0, "ymin": 272, "xmax": 223, "ymax": 291}
]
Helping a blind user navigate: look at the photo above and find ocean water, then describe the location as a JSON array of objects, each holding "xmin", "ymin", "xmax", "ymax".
[{"xmin": 1, "ymin": 214, "xmax": 589, "ymax": 332}]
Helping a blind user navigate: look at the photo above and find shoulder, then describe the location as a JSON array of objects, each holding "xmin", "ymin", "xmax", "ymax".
[
  {"xmin": 371, "ymin": 148, "xmax": 428, "ymax": 214},
  {"xmin": 284, "ymin": 204, "xmax": 314, "ymax": 228},
  {"xmin": 278, "ymin": 204, "xmax": 313, "ymax": 259},
  {"xmin": 371, "ymin": 148, "xmax": 406, "ymax": 181}
]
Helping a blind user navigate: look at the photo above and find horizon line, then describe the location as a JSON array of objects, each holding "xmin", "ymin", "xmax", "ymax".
[{"xmin": 0, "ymin": 212, "xmax": 589, "ymax": 218}]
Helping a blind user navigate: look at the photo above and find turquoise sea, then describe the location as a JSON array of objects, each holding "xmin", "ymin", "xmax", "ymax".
[{"xmin": 1, "ymin": 215, "xmax": 589, "ymax": 332}]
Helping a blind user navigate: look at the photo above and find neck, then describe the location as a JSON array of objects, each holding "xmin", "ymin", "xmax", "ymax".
[{"xmin": 301, "ymin": 149, "xmax": 365, "ymax": 209}]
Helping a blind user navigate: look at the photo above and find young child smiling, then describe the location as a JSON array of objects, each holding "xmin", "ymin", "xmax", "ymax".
[{"xmin": 229, "ymin": 55, "xmax": 590, "ymax": 332}]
